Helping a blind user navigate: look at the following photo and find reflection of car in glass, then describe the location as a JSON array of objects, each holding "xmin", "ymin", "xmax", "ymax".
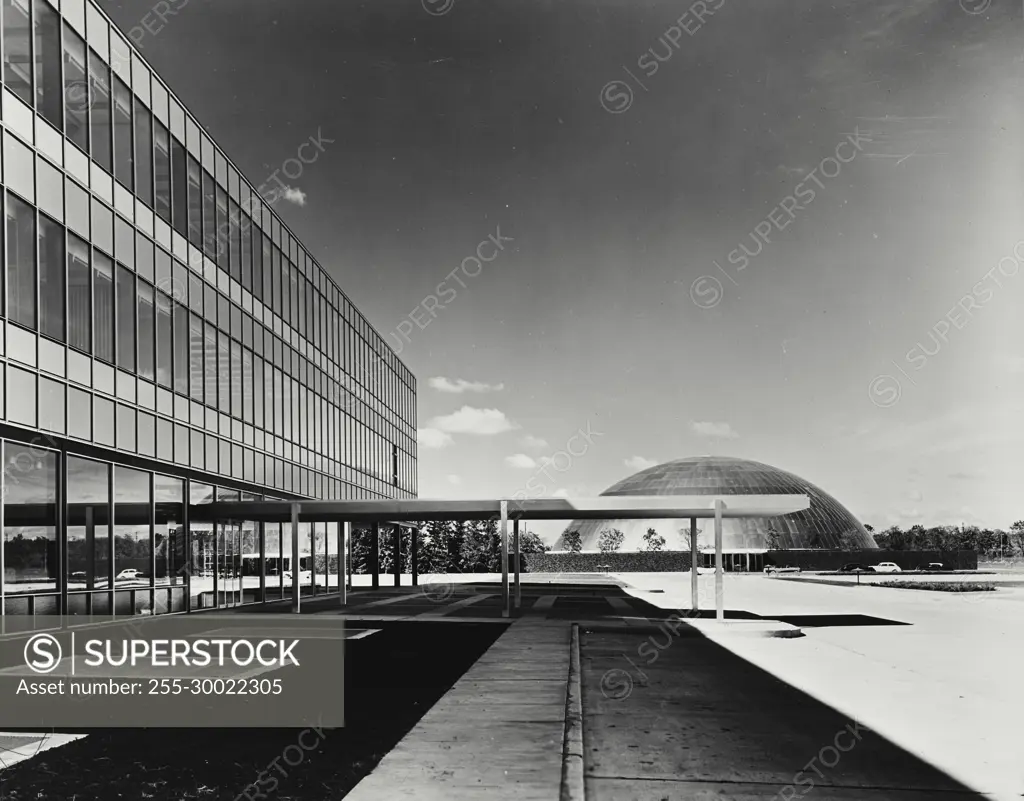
[
  {"xmin": 284, "ymin": 570, "xmax": 313, "ymax": 583},
  {"xmin": 116, "ymin": 569, "xmax": 143, "ymax": 580},
  {"xmin": 764, "ymin": 565, "xmax": 801, "ymax": 574},
  {"xmin": 872, "ymin": 562, "xmax": 902, "ymax": 573},
  {"xmin": 71, "ymin": 571, "xmax": 87, "ymax": 579}
]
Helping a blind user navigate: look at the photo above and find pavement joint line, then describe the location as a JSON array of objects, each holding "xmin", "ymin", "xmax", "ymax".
[
  {"xmin": 583, "ymin": 774, "xmax": 980, "ymax": 792},
  {"xmin": 560, "ymin": 622, "xmax": 585, "ymax": 801},
  {"xmin": 417, "ymin": 593, "xmax": 496, "ymax": 618}
]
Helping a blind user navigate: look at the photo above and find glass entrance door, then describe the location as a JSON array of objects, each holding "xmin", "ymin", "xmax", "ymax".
[{"xmin": 217, "ymin": 521, "xmax": 242, "ymax": 607}]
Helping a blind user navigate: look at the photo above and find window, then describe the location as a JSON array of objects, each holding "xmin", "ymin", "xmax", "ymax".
[
  {"xmin": 116, "ymin": 265, "xmax": 136, "ymax": 371},
  {"xmin": 6, "ymin": 194, "xmax": 36, "ymax": 330},
  {"xmin": 215, "ymin": 186, "xmax": 228, "ymax": 268},
  {"xmin": 251, "ymin": 227, "xmax": 263, "ymax": 301},
  {"xmin": 187, "ymin": 156, "xmax": 202, "ymax": 248},
  {"xmin": 173, "ymin": 301, "xmax": 189, "ymax": 395},
  {"xmin": 67, "ymin": 456, "xmax": 111, "ymax": 592},
  {"xmin": 113, "ymin": 466, "xmax": 152, "ymax": 605},
  {"xmin": 134, "ymin": 100, "xmax": 154, "ymax": 206},
  {"xmin": 137, "ymin": 280, "xmax": 155, "ymax": 380},
  {"xmin": 154, "ymin": 475, "xmax": 185, "ymax": 589},
  {"xmin": 112, "ymin": 76, "xmax": 134, "ymax": 189},
  {"xmin": 68, "ymin": 234, "xmax": 91, "ymax": 352},
  {"xmin": 218, "ymin": 330, "xmax": 230, "ymax": 414},
  {"xmin": 202, "ymin": 171, "xmax": 216, "ymax": 257},
  {"xmin": 38, "ymin": 213, "xmax": 65, "ymax": 342},
  {"xmin": 229, "ymin": 199, "xmax": 240, "ymax": 282},
  {"xmin": 93, "ymin": 250, "xmax": 114, "ymax": 362},
  {"xmin": 189, "ymin": 312, "xmax": 204, "ymax": 401},
  {"xmin": 63, "ymin": 25, "xmax": 90, "ymax": 151},
  {"xmin": 2, "ymin": 442, "xmax": 58, "ymax": 595},
  {"xmin": 153, "ymin": 121, "xmax": 171, "ymax": 223},
  {"xmin": 32, "ymin": 0, "xmax": 61, "ymax": 128},
  {"xmin": 7, "ymin": 366, "xmax": 37, "ymax": 426},
  {"xmin": 240, "ymin": 214, "xmax": 252, "ymax": 292},
  {"xmin": 156, "ymin": 290, "xmax": 172, "ymax": 387},
  {"xmin": 2, "ymin": 0, "xmax": 31, "ymax": 105},
  {"xmin": 203, "ymin": 321, "xmax": 217, "ymax": 407},
  {"xmin": 88, "ymin": 49, "xmax": 112, "ymax": 172},
  {"xmin": 171, "ymin": 137, "xmax": 187, "ymax": 237}
]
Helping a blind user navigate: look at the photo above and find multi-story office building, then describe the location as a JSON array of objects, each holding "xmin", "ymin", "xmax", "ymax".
[{"xmin": 0, "ymin": 0, "xmax": 417, "ymax": 621}]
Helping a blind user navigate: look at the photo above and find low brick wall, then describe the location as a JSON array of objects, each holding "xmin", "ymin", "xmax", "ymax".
[{"xmin": 523, "ymin": 551, "xmax": 692, "ymax": 573}]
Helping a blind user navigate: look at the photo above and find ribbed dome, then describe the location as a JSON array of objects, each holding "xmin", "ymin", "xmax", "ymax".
[{"xmin": 563, "ymin": 456, "xmax": 874, "ymax": 551}]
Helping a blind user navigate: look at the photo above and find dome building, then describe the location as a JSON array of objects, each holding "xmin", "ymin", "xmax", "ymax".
[{"xmin": 562, "ymin": 456, "xmax": 874, "ymax": 567}]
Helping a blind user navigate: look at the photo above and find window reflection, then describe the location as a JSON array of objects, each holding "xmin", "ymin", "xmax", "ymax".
[
  {"xmin": 66, "ymin": 455, "xmax": 110, "ymax": 593},
  {"xmin": 113, "ymin": 466, "xmax": 151, "ymax": 614},
  {"xmin": 154, "ymin": 474, "xmax": 184, "ymax": 589},
  {"xmin": 2, "ymin": 442, "xmax": 58, "ymax": 596}
]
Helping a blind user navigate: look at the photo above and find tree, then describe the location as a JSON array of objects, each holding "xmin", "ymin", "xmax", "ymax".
[
  {"xmin": 642, "ymin": 527, "xmax": 666, "ymax": 552},
  {"xmin": 561, "ymin": 529, "xmax": 583, "ymax": 553},
  {"xmin": 519, "ymin": 530, "xmax": 549, "ymax": 554},
  {"xmin": 678, "ymin": 523, "xmax": 703, "ymax": 552},
  {"xmin": 1009, "ymin": 521, "xmax": 1024, "ymax": 558},
  {"xmin": 765, "ymin": 523, "xmax": 783, "ymax": 551},
  {"xmin": 598, "ymin": 528, "xmax": 625, "ymax": 554},
  {"xmin": 837, "ymin": 530, "xmax": 862, "ymax": 551}
]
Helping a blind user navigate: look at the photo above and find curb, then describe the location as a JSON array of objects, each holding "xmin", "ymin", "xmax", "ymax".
[{"xmin": 560, "ymin": 622, "xmax": 585, "ymax": 801}]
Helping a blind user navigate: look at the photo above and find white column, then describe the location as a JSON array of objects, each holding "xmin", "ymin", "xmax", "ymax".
[
  {"xmin": 513, "ymin": 518, "xmax": 521, "ymax": 609},
  {"xmin": 291, "ymin": 503, "xmax": 301, "ymax": 614},
  {"xmin": 500, "ymin": 501, "xmax": 509, "ymax": 618},
  {"xmin": 340, "ymin": 522, "xmax": 349, "ymax": 606},
  {"xmin": 715, "ymin": 499, "xmax": 724, "ymax": 621},
  {"xmin": 690, "ymin": 517, "xmax": 699, "ymax": 614}
]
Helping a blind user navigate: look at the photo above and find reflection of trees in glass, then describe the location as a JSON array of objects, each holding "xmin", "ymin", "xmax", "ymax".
[{"xmin": 598, "ymin": 529, "xmax": 625, "ymax": 554}]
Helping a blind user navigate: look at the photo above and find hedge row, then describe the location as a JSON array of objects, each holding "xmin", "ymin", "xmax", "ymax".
[{"xmin": 523, "ymin": 551, "xmax": 692, "ymax": 573}]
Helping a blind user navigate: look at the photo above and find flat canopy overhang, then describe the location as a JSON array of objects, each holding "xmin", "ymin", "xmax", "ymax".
[{"xmin": 188, "ymin": 494, "xmax": 810, "ymax": 523}]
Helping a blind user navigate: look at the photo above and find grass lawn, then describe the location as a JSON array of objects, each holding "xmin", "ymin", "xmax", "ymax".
[{"xmin": 0, "ymin": 621, "xmax": 506, "ymax": 800}]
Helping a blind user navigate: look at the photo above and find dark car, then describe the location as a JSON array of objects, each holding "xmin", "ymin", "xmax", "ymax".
[
  {"xmin": 838, "ymin": 563, "xmax": 872, "ymax": 572},
  {"xmin": 918, "ymin": 562, "xmax": 945, "ymax": 572}
]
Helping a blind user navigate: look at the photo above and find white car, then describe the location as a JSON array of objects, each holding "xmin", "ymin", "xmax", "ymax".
[
  {"xmin": 284, "ymin": 570, "xmax": 313, "ymax": 583},
  {"xmin": 115, "ymin": 568, "xmax": 142, "ymax": 581},
  {"xmin": 872, "ymin": 562, "xmax": 902, "ymax": 573}
]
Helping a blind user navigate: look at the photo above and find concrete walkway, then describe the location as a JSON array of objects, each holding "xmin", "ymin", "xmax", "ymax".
[{"xmin": 345, "ymin": 617, "xmax": 571, "ymax": 801}]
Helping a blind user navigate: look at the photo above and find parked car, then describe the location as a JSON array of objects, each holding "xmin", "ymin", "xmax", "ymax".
[
  {"xmin": 115, "ymin": 568, "xmax": 142, "ymax": 581},
  {"xmin": 872, "ymin": 562, "xmax": 902, "ymax": 573},
  {"xmin": 283, "ymin": 569, "xmax": 313, "ymax": 583},
  {"xmin": 764, "ymin": 565, "xmax": 802, "ymax": 574},
  {"xmin": 838, "ymin": 563, "xmax": 872, "ymax": 572},
  {"xmin": 918, "ymin": 562, "xmax": 945, "ymax": 572}
]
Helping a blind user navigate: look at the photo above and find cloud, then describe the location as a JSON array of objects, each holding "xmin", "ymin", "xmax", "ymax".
[
  {"xmin": 690, "ymin": 421, "xmax": 739, "ymax": 439},
  {"xmin": 279, "ymin": 187, "xmax": 307, "ymax": 206},
  {"xmin": 908, "ymin": 489, "xmax": 923, "ymax": 502},
  {"xmin": 428, "ymin": 377, "xmax": 505, "ymax": 394},
  {"xmin": 446, "ymin": 474, "xmax": 462, "ymax": 485},
  {"xmin": 505, "ymin": 453, "xmax": 537, "ymax": 469},
  {"xmin": 417, "ymin": 428, "xmax": 453, "ymax": 449},
  {"xmin": 624, "ymin": 456, "xmax": 658, "ymax": 471},
  {"xmin": 521, "ymin": 435, "xmax": 548, "ymax": 449},
  {"xmin": 552, "ymin": 488, "xmax": 570, "ymax": 498},
  {"xmin": 429, "ymin": 406, "xmax": 516, "ymax": 436}
]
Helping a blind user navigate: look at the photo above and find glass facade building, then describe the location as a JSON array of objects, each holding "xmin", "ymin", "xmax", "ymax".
[
  {"xmin": 564, "ymin": 456, "xmax": 875, "ymax": 554},
  {"xmin": 0, "ymin": 0, "xmax": 417, "ymax": 622}
]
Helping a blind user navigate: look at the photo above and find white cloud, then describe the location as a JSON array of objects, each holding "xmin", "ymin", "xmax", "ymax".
[
  {"xmin": 446, "ymin": 474, "xmax": 462, "ymax": 485},
  {"xmin": 417, "ymin": 428, "xmax": 453, "ymax": 449},
  {"xmin": 690, "ymin": 421, "xmax": 739, "ymax": 439},
  {"xmin": 428, "ymin": 377, "xmax": 505, "ymax": 394},
  {"xmin": 505, "ymin": 453, "xmax": 537, "ymax": 469},
  {"xmin": 552, "ymin": 488, "xmax": 570, "ymax": 498},
  {"xmin": 624, "ymin": 455, "xmax": 658, "ymax": 471},
  {"xmin": 429, "ymin": 406, "xmax": 516, "ymax": 436},
  {"xmin": 280, "ymin": 187, "xmax": 307, "ymax": 206},
  {"xmin": 521, "ymin": 435, "xmax": 548, "ymax": 449}
]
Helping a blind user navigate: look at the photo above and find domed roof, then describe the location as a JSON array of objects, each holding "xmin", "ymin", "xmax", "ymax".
[{"xmin": 563, "ymin": 456, "xmax": 874, "ymax": 551}]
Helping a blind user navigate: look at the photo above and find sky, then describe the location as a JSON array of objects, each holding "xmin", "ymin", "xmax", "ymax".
[{"xmin": 100, "ymin": 0, "xmax": 1024, "ymax": 537}]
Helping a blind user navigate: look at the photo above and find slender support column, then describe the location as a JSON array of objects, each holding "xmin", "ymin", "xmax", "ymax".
[
  {"xmin": 714, "ymin": 499, "xmax": 724, "ymax": 621},
  {"xmin": 291, "ymin": 503, "xmax": 301, "ymax": 614},
  {"xmin": 411, "ymin": 525, "xmax": 419, "ymax": 587},
  {"xmin": 690, "ymin": 517, "xmax": 698, "ymax": 614},
  {"xmin": 340, "ymin": 522, "xmax": 348, "ymax": 606},
  {"xmin": 393, "ymin": 524, "xmax": 401, "ymax": 587},
  {"xmin": 513, "ymin": 518, "xmax": 521, "ymax": 610},
  {"xmin": 500, "ymin": 501, "xmax": 509, "ymax": 618},
  {"xmin": 371, "ymin": 521, "xmax": 380, "ymax": 589}
]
